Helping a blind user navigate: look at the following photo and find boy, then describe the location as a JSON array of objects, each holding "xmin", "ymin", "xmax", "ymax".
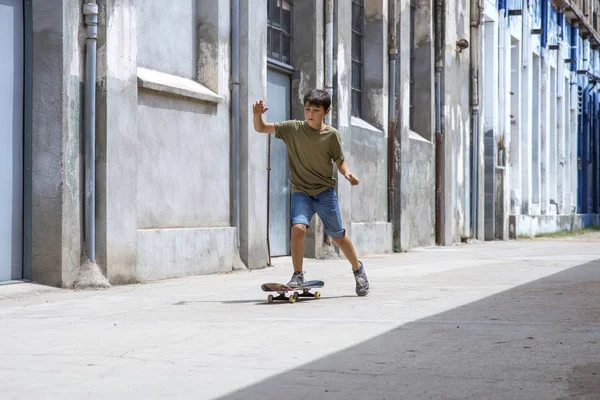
[{"xmin": 252, "ymin": 89, "xmax": 370, "ymax": 296}]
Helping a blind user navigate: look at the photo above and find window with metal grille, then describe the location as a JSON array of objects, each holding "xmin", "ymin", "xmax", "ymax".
[
  {"xmin": 409, "ymin": 0, "xmax": 416, "ymax": 130},
  {"xmin": 267, "ymin": 0, "xmax": 293, "ymax": 66},
  {"xmin": 351, "ymin": 0, "xmax": 364, "ymax": 117}
]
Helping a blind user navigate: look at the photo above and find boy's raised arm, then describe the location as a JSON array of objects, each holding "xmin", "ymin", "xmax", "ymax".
[{"xmin": 253, "ymin": 100, "xmax": 276, "ymax": 134}]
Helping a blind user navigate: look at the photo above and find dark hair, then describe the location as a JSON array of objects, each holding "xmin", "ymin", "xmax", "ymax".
[{"xmin": 303, "ymin": 89, "xmax": 331, "ymax": 111}]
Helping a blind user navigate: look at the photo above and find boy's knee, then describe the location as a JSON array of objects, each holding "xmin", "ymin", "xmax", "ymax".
[
  {"xmin": 291, "ymin": 224, "xmax": 307, "ymax": 237},
  {"xmin": 331, "ymin": 235, "xmax": 347, "ymax": 245}
]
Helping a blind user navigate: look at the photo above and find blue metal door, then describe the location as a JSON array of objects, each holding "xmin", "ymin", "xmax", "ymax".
[
  {"xmin": 267, "ymin": 69, "xmax": 291, "ymax": 256},
  {"xmin": 0, "ymin": 0, "xmax": 24, "ymax": 281}
]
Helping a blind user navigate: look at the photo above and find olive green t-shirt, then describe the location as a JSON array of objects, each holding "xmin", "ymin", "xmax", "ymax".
[{"xmin": 274, "ymin": 120, "xmax": 345, "ymax": 196}]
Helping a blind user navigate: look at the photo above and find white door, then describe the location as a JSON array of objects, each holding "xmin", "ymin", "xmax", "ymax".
[{"xmin": 0, "ymin": 0, "xmax": 24, "ymax": 281}]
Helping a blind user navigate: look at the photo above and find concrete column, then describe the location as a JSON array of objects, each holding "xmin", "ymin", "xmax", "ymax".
[
  {"xmin": 333, "ymin": 0, "xmax": 353, "ymax": 241},
  {"xmin": 497, "ymin": 16, "xmax": 510, "ymax": 239},
  {"xmin": 31, "ymin": 0, "xmax": 84, "ymax": 287},
  {"xmin": 540, "ymin": 59, "xmax": 550, "ymax": 214},
  {"xmin": 520, "ymin": 10, "xmax": 533, "ymax": 215},
  {"xmin": 398, "ymin": 0, "xmax": 411, "ymax": 250},
  {"xmin": 239, "ymin": 0, "xmax": 268, "ymax": 269},
  {"xmin": 440, "ymin": 0, "xmax": 473, "ymax": 244},
  {"xmin": 483, "ymin": 19, "xmax": 499, "ymax": 240},
  {"xmin": 363, "ymin": 0, "xmax": 388, "ymax": 130},
  {"xmin": 509, "ymin": 35, "xmax": 522, "ymax": 215},
  {"xmin": 556, "ymin": 48, "xmax": 567, "ymax": 214},
  {"xmin": 96, "ymin": 0, "xmax": 139, "ymax": 284},
  {"xmin": 569, "ymin": 72, "xmax": 578, "ymax": 210},
  {"xmin": 290, "ymin": 0, "xmax": 325, "ymax": 259},
  {"xmin": 548, "ymin": 63, "xmax": 558, "ymax": 213},
  {"xmin": 291, "ymin": 0, "xmax": 324, "ymax": 114},
  {"xmin": 530, "ymin": 54, "xmax": 541, "ymax": 214}
]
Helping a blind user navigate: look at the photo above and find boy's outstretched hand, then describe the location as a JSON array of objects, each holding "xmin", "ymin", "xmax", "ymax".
[
  {"xmin": 253, "ymin": 100, "xmax": 269, "ymax": 115},
  {"xmin": 345, "ymin": 172, "xmax": 360, "ymax": 186}
]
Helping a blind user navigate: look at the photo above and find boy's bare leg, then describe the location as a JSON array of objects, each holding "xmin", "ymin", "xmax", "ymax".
[
  {"xmin": 332, "ymin": 235, "xmax": 361, "ymax": 270},
  {"xmin": 290, "ymin": 224, "xmax": 307, "ymax": 273}
]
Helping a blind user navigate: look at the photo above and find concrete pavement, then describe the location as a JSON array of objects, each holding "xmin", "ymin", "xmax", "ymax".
[{"xmin": 0, "ymin": 236, "xmax": 599, "ymax": 399}]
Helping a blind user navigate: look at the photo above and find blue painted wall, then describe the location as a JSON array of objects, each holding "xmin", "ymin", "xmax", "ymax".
[{"xmin": 496, "ymin": 0, "xmax": 600, "ymax": 215}]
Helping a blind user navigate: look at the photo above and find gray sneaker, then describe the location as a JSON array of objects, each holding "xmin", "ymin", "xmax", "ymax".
[
  {"xmin": 287, "ymin": 271, "xmax": 305, "ymax": 288},
  {"xmin": 353, "ymin": 262, "xmax": 370, "ymax": 296}
]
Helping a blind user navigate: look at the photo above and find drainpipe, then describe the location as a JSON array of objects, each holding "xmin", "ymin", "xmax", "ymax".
[
  {"xmin": 434, "ymin": 0, "xmax": 445, "ymax": 245},
  {"xmin": 325, "ymin": 0, "xmax": 334, "ymax": 124},
  {"xmin": 83, "ymin": 1, "xmax": 98, "ymax": 263},
  {"xmin": 231, "ymin": 0, "xmax": 241, "ymax": 247},
  {"xmin": 388, "ymin": 0, "xmax": 398, "ymax": 229},
  {"xmin": 470, "ymin": 0, "xmax": 482, "ymax": 239},
  {"xmin": 322, "ymin": 0, "xmax": 334, "ymax": 249},
  {"xmin": 591, "ymin": 83, "xmax": 600, "ymax": 214}
]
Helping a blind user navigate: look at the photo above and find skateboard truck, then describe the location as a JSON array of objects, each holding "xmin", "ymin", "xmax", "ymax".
[{"xmin": 261, "ymin": 280, "xmax": 324, "ymax": 304}]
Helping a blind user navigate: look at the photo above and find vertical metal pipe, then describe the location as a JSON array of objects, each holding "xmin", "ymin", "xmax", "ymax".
[
  {"xmin": 266, "ymin": 136, "xmax": 272, "ymax": 266},
  {"xmin": 325, "ymin": 0, "xmax": 334, "ymax": 125},
  {"xmin": 231, "ymin": 0, "xmax": 241, "ymax": 246},
  {"xmin": 582, "ymin": 82, "xmax": 593, "ymax": 213},
  {"xmin": 324, "ymin": 0, "xmax": 334, "ymax": 247},
  {"xmin": 23, "ymin": 0, "xmax": 33, "ymax": 280},
  {"xmin": 593, "ymin": 87, "xmax": 598, "ymax": 213},
  {"xmin": 435, "ymin": 67, "xmax": 443, "ymax": 245},
  {"xmin": 434, "ymin": 0, "xmax": 445, "ymax": 245},
  {"xmin": 471, "ymin": 108, "xmax": 479, "ymax": 236},
  {"xmin": 470, "ymin": 0, "xmax": 482, "ymax": 239},
  {"xmin": 388, "ymin": 0, "xmax": 397, "ymax": 227},
  {"xmin": 83, "ymin": 1, "xmax": 98, "ymax": 262},
  {"xmin": 592, "ymin": 87, "xmax": 600, "ymax": 214}
]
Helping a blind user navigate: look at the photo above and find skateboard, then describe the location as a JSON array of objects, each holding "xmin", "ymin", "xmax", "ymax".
[{"xmin": 261, "ymin": 280, "xmax": 324, "ymax": 303}]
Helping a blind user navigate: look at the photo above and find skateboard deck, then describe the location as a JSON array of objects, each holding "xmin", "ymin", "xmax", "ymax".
[{"xmin": 261, "ymin": 280, "xmax": 324, "ymax": 303}]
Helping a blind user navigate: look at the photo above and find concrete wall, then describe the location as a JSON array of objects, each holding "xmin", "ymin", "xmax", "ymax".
[
  {"xmin": 239, "ymin": 0, "xmax": 268, "ymax": 269},
  {"xmin": 397, "ymin": 0, "xmax": 436, "ymax": 251},
  {"xmin": 29, "ymin": 0, "xmax": 402, "ymax": 287},
  {"xmin": 348, "ymin": 0, "xmax": 392, "ymax": 256},
  {"xmin": 28, "ymin": 0, "xmax": 600, "ymax": 287},
  {"xmin": 95, "ymin": 0, "xmax": 235, "ymax": 283},
  {"xmin": 350, "ymin": 119, "xmax": 392, "ymax": 255},
  {"xmin": 442, "ymin": 0, "xmax": 473, "ymax": 244},
  {"xmin": 499, "ymin": 0, "xmax": 600, "ymax": 238},
  {"xmin": 96, "ymin": 0, "xmax": 139, "ymax": 284},
  {"xmin": 31, "ymin": 0, "xmax": 84, "ymax": 287},
  {"xmin": 404, "ymin": 134, "xmax": 436, "ymax": 247}
]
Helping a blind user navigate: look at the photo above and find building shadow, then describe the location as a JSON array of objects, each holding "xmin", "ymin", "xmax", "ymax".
[{"xmin": 217, "ymin": 259, "xmax": 600, "ymax": 399}]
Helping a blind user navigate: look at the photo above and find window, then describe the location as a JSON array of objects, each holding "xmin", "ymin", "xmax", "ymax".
[
  {"xmin": 267, "ymin": 0, "xmax": 293, "ymax": 65},
  {"xmin": 351, "ymin": 0, "xmax": 364, "ymax": 117},
  {"xmin": 409, "ymin": 0, "xmax": 416, "ymax": 130}
]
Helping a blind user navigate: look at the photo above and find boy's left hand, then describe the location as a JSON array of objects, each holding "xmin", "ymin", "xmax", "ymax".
[{"xmin": 345, "ymin": 172, "xmax": 360, "ymax": 186}]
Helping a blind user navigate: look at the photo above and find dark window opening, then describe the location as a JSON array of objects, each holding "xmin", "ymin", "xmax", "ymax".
[
  {"xmin": 409, "ymin": 0, "xmax": 416, "ymax": 130},
  {"xmin": 351, "ymin": 0, "xmax": 364, "ymax": 117},
  {"xmin": 267, "ymin": 0, "xmax": 293, "ymax": 65}
]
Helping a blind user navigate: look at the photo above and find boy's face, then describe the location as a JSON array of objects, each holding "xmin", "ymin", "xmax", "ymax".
[{"xmin": 304, "ymin": 102, "xmax": 329, "ymax": 124}]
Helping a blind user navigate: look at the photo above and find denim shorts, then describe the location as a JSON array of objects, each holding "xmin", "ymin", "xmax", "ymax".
[{"xmin": 291, "ymin": 187, "xmax": 345, "ymax": 238}]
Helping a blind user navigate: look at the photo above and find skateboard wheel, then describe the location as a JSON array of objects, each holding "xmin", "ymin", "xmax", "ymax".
[
  {"xmin": 289, "ymin": 295, "xmax": 296, "ymax": 303},
  {"xmin": 315, "ymin": 292, "xmax": 321, "ymax": 300},
  {"xmin": 267, "ymin": 295, "xmax": 274, "ymax": 304}
]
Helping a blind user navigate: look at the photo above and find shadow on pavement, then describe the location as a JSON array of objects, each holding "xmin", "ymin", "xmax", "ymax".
[
  {"xmin": 173, "ymin": 295, "xmax": 357, "ymax": 306},
  {"xmin": 217, "ymin": 259, "xmax": 600, "ymax": 399}
]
